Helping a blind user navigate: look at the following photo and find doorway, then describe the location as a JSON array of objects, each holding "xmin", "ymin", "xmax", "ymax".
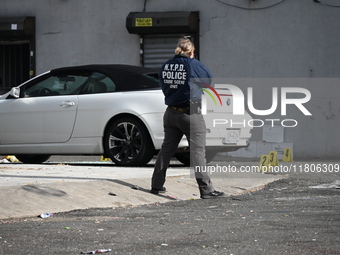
[
  {"xmin": 0, "ymin": 16, "xmax": 35, "ymax": 94},
  {"xmin": 0, "ymin": 42, "xmax": 31, "ymax": 92}
]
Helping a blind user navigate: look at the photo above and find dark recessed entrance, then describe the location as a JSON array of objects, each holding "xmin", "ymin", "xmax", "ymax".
[{"xmin": 0, "ymin": 17, "xmax": 35, "ymax": 94}]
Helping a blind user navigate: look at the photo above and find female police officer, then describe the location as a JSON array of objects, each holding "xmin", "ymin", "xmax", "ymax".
[{"xmin": 151, "ymin": 37, "xmax": 224, "ymax": 199}]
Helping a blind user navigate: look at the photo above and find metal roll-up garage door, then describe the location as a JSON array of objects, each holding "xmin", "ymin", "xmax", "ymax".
[
  {"xmin": 126, "ymin": 12, "xmax": 199, "ymax": 69},
  {"xmin": 143, "ymin": 34, "xmax": 196, "ymax": 69},
  {"xmin": 143, "ymin": 34, "xmax": 181, "ymax": 69}
]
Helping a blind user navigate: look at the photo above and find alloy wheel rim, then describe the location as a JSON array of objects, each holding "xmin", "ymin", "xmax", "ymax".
[{"xmin": 109, "ymin": 122, "xmax": 142, "ymax": 162}]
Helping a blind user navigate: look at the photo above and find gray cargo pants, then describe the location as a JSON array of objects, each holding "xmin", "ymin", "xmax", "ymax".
[{"xmin": 151, "ymin": 106, "xmax": 214, "ymax": 195}]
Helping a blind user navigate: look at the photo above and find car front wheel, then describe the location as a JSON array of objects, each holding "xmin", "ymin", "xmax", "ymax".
[{"xmin": 104, "ymin": 117, "xmax": 155, "ymax": 166}]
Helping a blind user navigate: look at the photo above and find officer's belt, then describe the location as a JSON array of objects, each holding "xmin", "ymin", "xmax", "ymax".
[
  {"xmin": 169, "ymin": 106, "xmax": 201, "ymax": 114},
  {"xmin": 169, "ymin": 106, "xmax": 190, "ymax": 113}
]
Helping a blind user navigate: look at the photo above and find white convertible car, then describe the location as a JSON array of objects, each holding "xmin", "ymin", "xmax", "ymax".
[{"xmin": 0, "ymin": 65, "xmax": 252, "ymax": 166}]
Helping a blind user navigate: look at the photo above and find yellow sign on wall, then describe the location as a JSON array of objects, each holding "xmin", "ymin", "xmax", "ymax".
[{"xmin": 135, "ymin": 18, "xmax": 152, "ymax": 27}]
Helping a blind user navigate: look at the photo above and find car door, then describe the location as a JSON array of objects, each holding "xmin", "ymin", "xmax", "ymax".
[{"xmin": 0, "ymin": 72, "xmax": 88, "ymax": 144}]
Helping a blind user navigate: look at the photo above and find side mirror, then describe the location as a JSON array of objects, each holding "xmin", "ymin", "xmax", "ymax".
[{"xmin": 9, "ymin": 87, "xmax": 20, "ymax": 98}]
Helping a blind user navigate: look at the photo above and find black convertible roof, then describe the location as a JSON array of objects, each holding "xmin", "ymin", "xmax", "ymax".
[
  {"xmin": 51, "ymin": 64, "xmax": 157, "ymax": 75},
  {"xmin": 50, "ymin": 64, "xmax": 160, "ymax": 91}
]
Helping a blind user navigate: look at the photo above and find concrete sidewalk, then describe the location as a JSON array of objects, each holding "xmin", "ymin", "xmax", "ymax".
[{"xmin": 0, "ymin": 159, "xmax": 284, "ymax": 220}]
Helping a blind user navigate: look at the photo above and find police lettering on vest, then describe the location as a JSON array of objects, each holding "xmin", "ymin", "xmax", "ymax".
[{"xmin": 162, "ymin": 64, "xmax": 187, "ymax": 88}]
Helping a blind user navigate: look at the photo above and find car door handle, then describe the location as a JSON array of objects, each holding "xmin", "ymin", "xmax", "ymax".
[{"xmin": 60, "ymin": 101, "xmax": 76, "ymax": 107}]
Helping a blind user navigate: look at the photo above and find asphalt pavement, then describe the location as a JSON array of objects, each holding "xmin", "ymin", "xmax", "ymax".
[{"xmin": 1, "ymin": 156, "xmax": 340, "ymax": 254}]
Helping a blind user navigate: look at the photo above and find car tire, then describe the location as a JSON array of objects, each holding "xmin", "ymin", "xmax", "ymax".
[
  {"xmin": 175, "ymin": 151, "xmax": 217, "ymax": 166},
  {"xmin": 15, "ymin": 154, "xmax": 51, "ymax": 164},
  {"xmin": 104, "ymin": 117, "xmax": 155, "ymax": 166}
]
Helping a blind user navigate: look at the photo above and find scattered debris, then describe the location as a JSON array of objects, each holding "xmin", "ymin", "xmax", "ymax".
[
  {"xmin": 0, "ymin": 158, "xmax": 10, "ymax": 164},
  {"xmin": 108, "ymin": 192, "xmax": 117, "ymax": 196},
  {"xmin": 7, "ymin": 156, "xmax": 19, "ymax": 162},
  {"xmin": 309, "ymin": 180, "xmax": 340, "ymax": 189},
  {"xmin": 39, "ymin": 213, "xmax": 52, "ymax": 219},
  {"xmin": 231, "ymin": 197, "xmax": 241, "ymax": 201},
  {"xmin": 80, "ymin": 249, "xmax": 112, "ymax": 254}
]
